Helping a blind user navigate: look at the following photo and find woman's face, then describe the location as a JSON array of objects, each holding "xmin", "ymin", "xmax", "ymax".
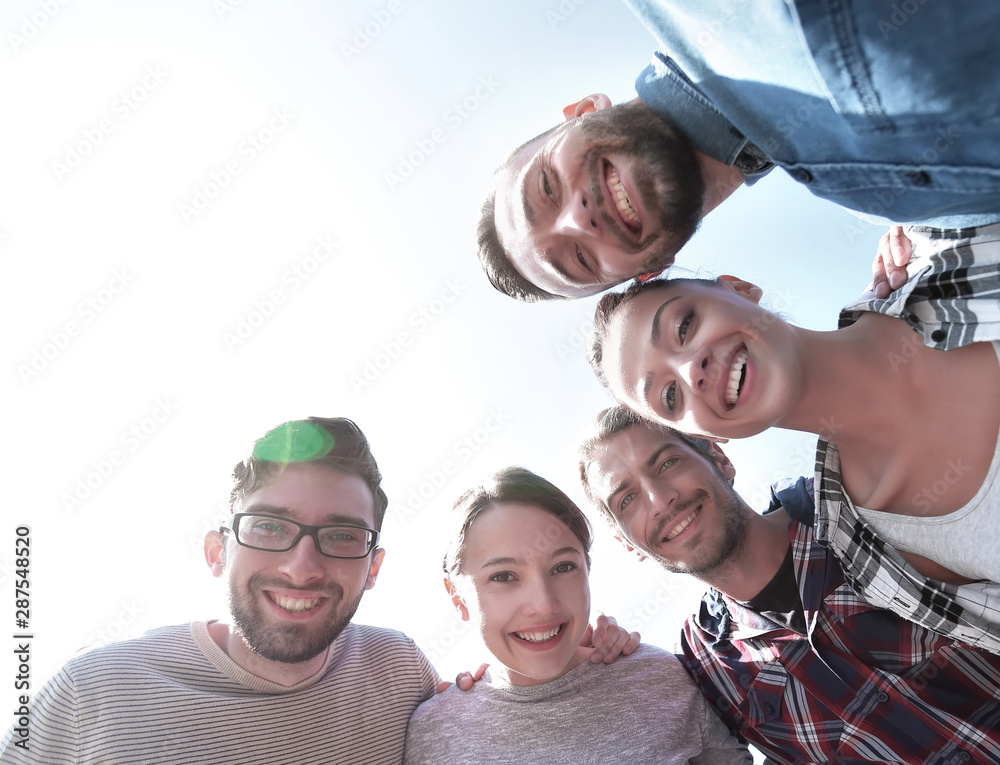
[
  {"xmin": 601, "ymin": 277, "xmax": 801, "ymax": 440},
  {"xmin": 450, "ymin": 502, "xmax": 591, "ymax": 686}
]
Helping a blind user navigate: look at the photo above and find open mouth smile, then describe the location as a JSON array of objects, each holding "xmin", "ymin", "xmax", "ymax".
[
  {"xmin": 267, "ymin": 591, "xmax": 325, "ymax": 614},
  {"xmin": 512, "ymin": 623, "xmax": 566, "ymax": 646},
  {"xmin": 663, "ymin": 504, "xmax": 702, "ymax": 543},
  {"xmin": 605, "ymin": 162, "xmax": 641, "ymax": 235},
  {"xmin": 724, "ymin": 345, "xmax": 748, "ymax": 408}
]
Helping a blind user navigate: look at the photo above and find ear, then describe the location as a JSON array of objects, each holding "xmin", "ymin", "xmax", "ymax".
[
  {"xmin": 613, "ymin": 533, "xmax": 647, "ymax": 563},
  {"xmin": 562, "ymin": 93, "xmax": 612, "ymax": 121},
  {"xmin": 365, "ymin": 548, "xmax": 386, "ymax": 591},
  {"xmin": 706, "ymin": 441, "xmax": 737, "ymax": 481},
  {"xmin": 204, "ymin": 530, "xmax": 226, "ymax": 578},
  {"xmin": 716, "ymin": 274, "xmax": 763, "ymax": 304},
  {"xmin": 444, "ymin": 576, "xmax": 471, "ymax": 621}
]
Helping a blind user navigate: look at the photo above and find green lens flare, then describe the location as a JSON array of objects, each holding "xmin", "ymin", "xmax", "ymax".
[{"xmin": 252, "ymin": 421, "xmax": 335, "ymax": 462}]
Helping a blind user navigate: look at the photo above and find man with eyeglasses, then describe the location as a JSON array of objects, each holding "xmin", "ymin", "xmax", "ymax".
[
  {"xmin": 1, "ymin": 417, "xmax": 433, "ymax": 764},
  {"xmin": 3, "ymin": 416, "xmax": 637, "ymax": 764}
]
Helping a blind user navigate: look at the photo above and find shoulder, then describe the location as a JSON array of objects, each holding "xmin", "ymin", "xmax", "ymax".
[
  {"xmin": 64, "ymin": 623, "xmax": 195, "ymax": 672},
  {"xmin": 599, "ymin": 642, "xmax": 686, "ymax": 678},
  {"xmin": 337, "ymin": 623, "xmax": 430, "ymax": 664},
  {"xmin": 334, "ymin": 623, "xmax": 440, "ymax": 690}
]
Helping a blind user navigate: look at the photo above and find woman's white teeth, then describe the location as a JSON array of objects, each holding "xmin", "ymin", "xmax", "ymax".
[
  {"xmin": 515, "ymin": 626, "xmax": 560, "ymax": 642},
  {"xmin": 726, "ymin": 349, "xmax": 748, "ymax": 405},
  {"xmin": 666, "ymin": 507, "xmax": 699, "ymax": 541},
  {"xmin": 272, "ymin": 594, "xmax": 321, "ymax": 612},
  {"xmin": 608, "ymin": 167, "xmax": 639, "ymax": 225}
]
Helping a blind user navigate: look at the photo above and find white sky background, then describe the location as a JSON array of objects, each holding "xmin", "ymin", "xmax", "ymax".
[{"xmin": 3, "ymin": 0, "xmax": 883, "ymax": 724}]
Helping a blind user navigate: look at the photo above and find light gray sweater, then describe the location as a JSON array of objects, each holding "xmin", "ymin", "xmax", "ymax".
[{"xmin": 404, "ymin": 643, "xmax": 751, "ymax": 764}]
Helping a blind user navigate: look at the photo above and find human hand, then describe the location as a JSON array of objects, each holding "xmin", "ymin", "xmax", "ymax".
[
  {"xmin": 583, "ymin": 613, "xmax": 640, "ymax": 664},
  {"xmin": 440, "ymin": 662, "xmax": 489, "ymax": 693},
  {"xmin": 872, "ymin": 225, "xmax": 912, "ymax": 298}
]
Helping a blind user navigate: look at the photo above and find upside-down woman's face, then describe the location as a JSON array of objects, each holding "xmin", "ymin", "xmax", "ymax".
[{"xmin": 601, "ymin": 277, "xmax": 801, "ymax": 440}]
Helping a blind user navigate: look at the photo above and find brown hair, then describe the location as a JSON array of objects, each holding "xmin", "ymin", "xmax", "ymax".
[
  {"xmin": 444, "ymin": 466, "xmax": 592, "ymax": 576},
  {"xmin": 229, "ymin": 417, "xmax": 390, "ymax": 531}
]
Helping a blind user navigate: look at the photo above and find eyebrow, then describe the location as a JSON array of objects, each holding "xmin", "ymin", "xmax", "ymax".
[
  {"xmin": 605, "ymin": 442, "xmax": 681, "ymax": 508},
  {"xmin": 650, "ymin": 295, "xmax": 681, "ymax": 344},
  {"xmin": 481, "ymin": 546, "xmax": 584, "ymax": 569},
  {"xmin": 241, "ymin": 504, "xmax": 371, "ymax": 527},
  {"xmin": 521, "ymin": 157, "xmax": 538, "ymax": 226},
  {"xmin": 642, "ymin": 296, "xmax": 682, "ymax": 403}
]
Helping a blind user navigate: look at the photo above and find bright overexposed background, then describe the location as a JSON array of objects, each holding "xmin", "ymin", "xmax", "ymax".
[{"xmin": 2, "ymin": 0, "xmax": 882, "ymax": 756}]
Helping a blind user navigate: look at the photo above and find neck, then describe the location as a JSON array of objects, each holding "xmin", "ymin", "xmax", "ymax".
[
  {"xmin": 696, "ymin": 152, "xmax": 744, "ymax": 216},
  {"xmin": 207, "ymin": 620, "xmax": 330, "ymax": 686},
  {"xmin": 697, "ymin": 508, "xmax": 789, "ymax": 601},
  {"xmin": 776, "ymin": 318, "xmax": 917, "ymax": 453}
]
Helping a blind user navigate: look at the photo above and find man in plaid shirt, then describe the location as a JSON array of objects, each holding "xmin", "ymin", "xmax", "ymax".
[
  {"xmin": 579, "ymin": 407, "xmax": 1000, "ymax": 764},
  {"xmin": 815, "ymin": 222, "xmax": 1000, "ymax": 655}
]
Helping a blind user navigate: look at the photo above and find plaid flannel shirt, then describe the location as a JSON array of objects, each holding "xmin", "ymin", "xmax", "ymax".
[
  {"xmin": 814, "ymin": 222, "xmax": 1000, "ymax": 654},
  {"xmin": 679, "ymin": 513, "xmax": 1000, "ymax": 765}
]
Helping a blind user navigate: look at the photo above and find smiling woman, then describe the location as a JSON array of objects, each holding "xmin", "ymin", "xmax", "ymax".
[
  {"xmin": 402, "ymin": 467, "xmax": 751, "ymax": 764},
  {"xmin": 588, "ymin": 222, "xmax": 1000, "ymax": 653}
]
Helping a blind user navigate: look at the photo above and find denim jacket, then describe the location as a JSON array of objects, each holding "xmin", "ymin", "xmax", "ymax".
[{"xmin": 627, "ymin": 0, "xmax": 1000, "ymax": 227}]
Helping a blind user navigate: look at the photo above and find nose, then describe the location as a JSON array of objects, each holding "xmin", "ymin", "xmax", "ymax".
[
  {"xmin": 642, "ymin": 477, "xmax": 678, "ymax": 521},
  {"xmin": 554, "ymin": 193, "xmax": 598, "ymax": 236},
  {"xmin": 276, "ymin": 534, "xmax": 326, "ymax": 584},
  {"xmin": 677, "ymin": 346, "xmax": 712, "ymax": 393},
  {"xmin": 522, "ymin": 575, "xmax": 560, "ymax": 616}
]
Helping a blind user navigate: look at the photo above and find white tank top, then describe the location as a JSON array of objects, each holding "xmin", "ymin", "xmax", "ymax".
[{"xmin": 856, "ymin": 341, "xmax": 1000, "ymax": 581}]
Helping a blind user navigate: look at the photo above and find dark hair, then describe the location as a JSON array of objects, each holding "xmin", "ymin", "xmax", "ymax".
[
  {"xmin": 476, "ymin": 126, "xmax": 564, "ymax": 303},
  {"xmin": 444, "ymin": 466, "xmax": 592, "ymax": 576},
  {"xmin": 230, "ymin": 417, "xmax": 389, "ymax": 531},
  {"xmin": 588, "ymin": 276, "xmax": 709, "ymax": 389},
  {"xmin": 576, "ymin": 405, "xmax": 711, "ymax": 528},
  {"xmin": 476, "ymin": 190, "xmax": 563, "ymax": 303}
]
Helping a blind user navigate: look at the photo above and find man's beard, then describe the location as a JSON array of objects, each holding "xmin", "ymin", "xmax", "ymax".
[
  {"xmin": 645, "ymin": 482, "xmax": 748, "ymax": 577},
  {"xmin": 228, "ymin": 573, "xmax": 363, "ymax": 664},
  {"xmin": 577, "ymin": 100, "xmax": 705, "ymax": 272}
]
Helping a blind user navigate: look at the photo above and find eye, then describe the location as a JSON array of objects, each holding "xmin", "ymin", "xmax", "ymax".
[
  {"xmin": 542, "ymin": 171, "xmax": 554, "ymax": 200},
  {"xmin": 617, "ymin": 492, "xmax": 634, "ymax": 516},
  {"xmin": 661, "ymin": 382, "xmax": 677, "ymax": 414},
  {"xmin": 489, "ymin": 571, "xmax": 515, "ymax": 583},
  {"xmin": 658, "ymin": 456, "xmax": 678, "ymax": 472},
  {"xmin": 553, "ymin": 561, "xmax": 577, "ymax": 574},
  {"xmin": 677, "ymin": 309, "xmax": 694, "ymax": 343}
]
